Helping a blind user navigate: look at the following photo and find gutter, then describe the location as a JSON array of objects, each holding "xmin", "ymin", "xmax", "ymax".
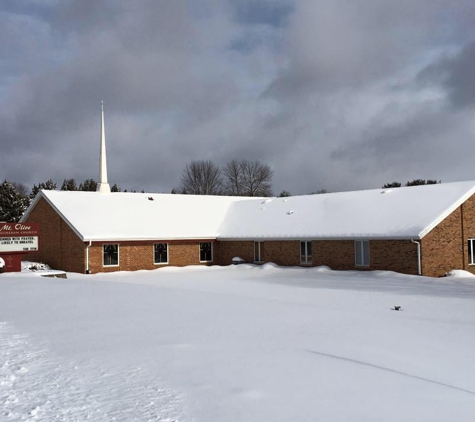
[
  {"xmin": 411, "ymin": 239, "xmax": 422, "ymax": 275},
  {"xmin": 85, "ymin": 240, "xmax": 92, "ymax": 274}
]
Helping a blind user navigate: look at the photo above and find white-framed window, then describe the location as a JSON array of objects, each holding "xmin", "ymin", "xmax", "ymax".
[
  {"xmin": 254, "ymin": 241, "xmax": 263, "ymax": 263},
  {"xmin": 355, "ymin": 240, "xmax": 370, "ymax": 267},
  {"xmin": 154, "ymin": 243, "xmax": 168, "ymax": 264},
  {"xmin": 200, "ymin": 242, "xmax": 213, "ymax": 262},
  {"xmin": 300, "ymin": 241, "xmax": 312, "ymax": 264},
  {"xmin": 468, "ymin": 239, "xmax": 475, "ymax": 265},
  {"xmin": 103, "ymin": 244, "xmax": 119, "ymax": 267}
]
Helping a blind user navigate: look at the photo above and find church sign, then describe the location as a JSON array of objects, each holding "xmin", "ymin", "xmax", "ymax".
[{"xmin": 0, "ymin": 222, "xmax": 40, "ymax": 253}]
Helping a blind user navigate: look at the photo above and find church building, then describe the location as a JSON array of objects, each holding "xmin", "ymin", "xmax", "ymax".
[{"xmin": 21, "ymin": 105, "xmax": 475, "ymax": 277}]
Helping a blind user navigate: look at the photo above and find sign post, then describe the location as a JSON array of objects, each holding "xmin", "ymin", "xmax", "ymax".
[{"xmin": 0, "ymin": 222, "xmax": 40, "ymax": 272}]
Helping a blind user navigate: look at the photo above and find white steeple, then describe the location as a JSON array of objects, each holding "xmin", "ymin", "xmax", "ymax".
[{"xmin": 96, "ymin": 101, "xmax": 111, "ymax": 193}]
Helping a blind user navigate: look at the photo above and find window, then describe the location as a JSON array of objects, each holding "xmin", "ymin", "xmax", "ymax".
[
  {"xmin": 154, "ymin": 243, "xmax": 168, "ymax": 264},
  {"xmin": 200, "ymin": 242, "xmax": 212, "ymax": 262},
  {"xmin": 300, "ymin": 241, "xmax": 312, "ymax": 264},
  {"xmin": 103, "ymin": 244, "xmax": 119, "ymax": 266},
  {"xmin": 254, "ymin": 241, "xmax": 263, "ymax": 263},
  {"xmin": 355, "ymin": 240, "xmax": 370, "ymax": 266},
  {"xmin": 469, "ymin": 239, "xmax": 475, "ymax": 265}
]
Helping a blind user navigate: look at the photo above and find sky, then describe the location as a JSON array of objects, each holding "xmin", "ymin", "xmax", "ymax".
[{"xmin": 2, "ymin": 0, "xmax": 475, "ymax": 195}]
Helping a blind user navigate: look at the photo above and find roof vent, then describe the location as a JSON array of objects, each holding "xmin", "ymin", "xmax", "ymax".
[{"xmin": 287, "ymin": 210, "xmax": 294, "ymax": 215}]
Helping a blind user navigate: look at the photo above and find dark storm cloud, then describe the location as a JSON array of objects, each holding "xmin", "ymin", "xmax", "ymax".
[
  {"xmin": 418, "ymin": 41, "xmax": 475, "ymax": 109},
  {"xmin": 2, "ymin": 0, "xmax": 475, "ymax": 195}
]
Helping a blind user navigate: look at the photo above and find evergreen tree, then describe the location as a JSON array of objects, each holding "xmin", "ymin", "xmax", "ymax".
[
  {"xmin": 30, "ymin": 179, "xmax": 57, "ymax": 199},
  {"xmin": 79, "ymin": 179, "xmax": 97, "ymax": 191},
  {"xmin": 405, "ymin": 179, "xmax": 441, "ymax": 187},
  {"xmin": 382, "ymin": 182, "xmax": 401, "ymax": 189},
  {"xmin": 11, "ymin": 182, "xmax": 29, "ymax": 197},
  {"xmin": 278, "ymin": 190, "xmax": 292, "ymax": 197},
  {"xmin": 111, "ymin": 183, "xmax": 121, "ymax": 192},
  {"xmin": 61, "ymin": 178, "xmax": 78, "ymax": 191},
  {"xmin": 0, "ymin": 180, "xmax": 30, "ymax": 222}
]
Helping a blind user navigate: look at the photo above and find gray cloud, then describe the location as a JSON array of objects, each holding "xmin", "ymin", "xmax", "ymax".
[
  {"xmin": 2, "ymin": 0, "xmax": 475, "ymax": 195},
  {"xmin": 418, "ymin": 41, "xmax": 475, "ymax": 109}
]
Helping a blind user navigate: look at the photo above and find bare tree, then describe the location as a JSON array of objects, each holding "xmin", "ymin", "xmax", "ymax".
[
  {"xmin": 180, "ymin": 160, "xmax": 222, "ymax": 195},
  {"xmin": 223, "ymin": 159, "xmax": 273, "ymax": 197},
  {"xmin": 222, "ymin": 160, "xmax": 242, "ymax": 195}
]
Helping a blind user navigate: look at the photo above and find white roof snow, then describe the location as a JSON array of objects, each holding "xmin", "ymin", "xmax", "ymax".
[
  {"xmin": 26, "ymin": 191, "xmax": 251, "ymax": 241},
  {"xmin": 22, "ymin": 180, "xmax": 475, "ymax": 241},
  {"xmin": 218, "ymin": 181, "xmax": 475, "ymax": 240}
]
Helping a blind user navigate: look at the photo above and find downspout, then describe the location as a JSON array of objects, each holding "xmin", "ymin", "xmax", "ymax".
[
  {"xmin": 411, "ymin": 239, "xmax": 421, "ymax": 275},
  {"xmin": 86, "ymin": 240, "xmax": 92, "ymax": 274},
  {"xmin": 460, "ymin": 204, "xmax": 465, "ymax": 269}
]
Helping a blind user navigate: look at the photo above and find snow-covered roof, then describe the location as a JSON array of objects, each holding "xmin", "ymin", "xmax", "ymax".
[
  {"xmin": 218, "ymin": 180, "xmax": 475, "ymax": 240},
  {"xmin": 23, "ymin": 191, "xmax": 252, "ymax": 241},
  {"xmin": 21, "ymin": 180, "xmax": 475, "ymax": 241}
]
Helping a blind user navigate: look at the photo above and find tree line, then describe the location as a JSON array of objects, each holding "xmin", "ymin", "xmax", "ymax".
[
  {"xmin": 1, "ymin": 169, "xmax": 442, "ymax": 223},
  {"xmin": 0, "ymin": 178, "xmax": 122, "ymax": 222},
  {"xmin": 382, "ymin": 179, "xmax": 441, "ymax": 188},
  {"xmin": 175, "ymin": 159, "xmax": 274, "ymax": 197}
]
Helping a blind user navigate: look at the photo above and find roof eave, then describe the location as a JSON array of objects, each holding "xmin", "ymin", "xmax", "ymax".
[
  {"xmin": 217, "ymin": 235, "xmax": 421, "ymax": 241},
  {"xmin": 418, "ymin": 186, "xmax": 475, "ymax": 240},
  {"xmin": 23, "ymin": 191, "xmax": 86, "ymax": 241},
  {"xmin": 83, "ymin": 236, "xmax": 218, "ymax": 243}
]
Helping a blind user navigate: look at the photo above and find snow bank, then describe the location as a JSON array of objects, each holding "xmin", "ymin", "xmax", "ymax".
[
  {"xmin": 446, "ymin": 269, "xmax": 475, "ymax": 279},
  {"xmin": 1, "ymin": 265, "xmax": 475, "ymax": 421}
]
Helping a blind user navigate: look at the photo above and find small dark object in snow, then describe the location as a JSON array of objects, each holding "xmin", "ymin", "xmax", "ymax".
[
  {"xmin": 148, "ymin": 197, "xmax": 154, "ymax": 201},
  {"xmin": 392, "ymin": 305, "xmax": 402, "ymax": 311},
  {"xmin": 232, "ymin": 257, "xmax": 246, "ymax": 265}
]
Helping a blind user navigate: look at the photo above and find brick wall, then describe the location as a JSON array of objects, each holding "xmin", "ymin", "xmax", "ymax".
[
  {"xmin": 264, "ymin": 241, "xmax": 300, "ymax": 265},
  {"xmin": 370, "ymin": 240, "xmax": 419, "ymax": 274},
  {"xmin": 87, "ymin": 240, "xmax": 217, "ymax": 273},
  {"xmin": 312, "ymin": 240, "xmax": 355, "ymax": 270},
  {"xmin": 462, "ymin": 194, "xmax": 475, "ymax": 274},
  {"xmin": 421, "ymin": 206, "xmax": 462, "ymax": 277},
  {"xmin": 217, "ymin": 241, "xmax": 254, "ymax": 265},
  {"xmin": 216, "ymin": 241, "xmax": 300, "ymax": 266},
  {"xmin": 23, "ymin": 197, "xmax": 86, "ymax": 273},
  {"xmin": 218, "ymin": 239, "xmax": 419, "ymax": 274},
  {"xmin": 311, "ymin": 240, "xmax": 418, "ymax": 273},
  {"xmin": 421, "ymin": 194, "xmax": 475, "ymax": 277}
]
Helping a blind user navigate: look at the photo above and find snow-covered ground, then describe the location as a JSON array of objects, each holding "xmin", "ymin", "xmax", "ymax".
[{"xmin": 1, "ymin": 264, "xmax": 475, "ymax": 421}]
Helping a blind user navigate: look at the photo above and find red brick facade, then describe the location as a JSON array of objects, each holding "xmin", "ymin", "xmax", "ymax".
[
  {"xmin": 23, "ymin": 197, "xmax": 85, "ymax": 273},
  {"xmin": 420, "ymin": 194, "xmax": 475, "ymax": 277},
  {"xmin": 217, "ymin": 239, "xmax": 419, "ymax": 274},
  {"xmin": 87, "ymin": 240, "xmax": 216, "ymax": 273},
  {"xmin": 21, "ymin": 193, "xmax": 475, "ymax": 277}
]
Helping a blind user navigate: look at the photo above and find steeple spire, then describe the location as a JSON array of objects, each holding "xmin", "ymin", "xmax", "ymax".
[{"xmin": 97, "ymin": 101, "xmax": 111, "ymax": 193}]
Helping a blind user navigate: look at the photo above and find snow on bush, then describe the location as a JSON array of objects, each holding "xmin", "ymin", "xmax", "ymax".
[{"xmin": 21, "ymin": 261, "xmax": 51, "ymax": 272}]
